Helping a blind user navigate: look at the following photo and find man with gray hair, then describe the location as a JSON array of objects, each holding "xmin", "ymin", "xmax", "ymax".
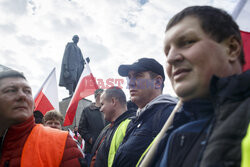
[{"xmin": 0, "ymin": 70, "xmax": 85, "ymax": 166}]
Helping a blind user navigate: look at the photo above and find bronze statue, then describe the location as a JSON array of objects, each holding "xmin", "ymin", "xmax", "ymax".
[{"xmin": 59, "ymin": 35, "xmax": 89, "ymax": 96}]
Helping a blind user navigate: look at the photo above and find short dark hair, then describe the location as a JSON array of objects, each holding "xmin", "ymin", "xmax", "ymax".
[
  {"xmin": 103, "ymin": 86, "xmax": 127, "ymax": 106},
  {"xmin": 0, "ymin": 70, "xmax": 26, "ymax": 81},
  {"xmin": 166, "ymin": 6, "xmax": 245, "ymax": 65},
  {"xmin": 43, "ymin": 110, "xmax": 64, "ymax": 125}
]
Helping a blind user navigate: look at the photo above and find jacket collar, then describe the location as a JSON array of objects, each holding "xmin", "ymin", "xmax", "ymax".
[
  {"xmin": 182, "ymin": 99, "xmax": 214, "ymax": 121},
  {"xmin": 210, "ymin": 70, "xmax": 250, "ymax": 104},
  {"xmin": 114, "ymin": 111, "xmax": 134, "ymax": 125},
  {"xmin": 6, "ymin": 116, "xmax": 35, "ymax": 142},
  {"xmin": 137, "ymin": 94, "xmax": 178, "ymax": 117}
]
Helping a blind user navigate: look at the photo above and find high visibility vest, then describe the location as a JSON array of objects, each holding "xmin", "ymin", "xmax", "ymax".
[
  {"xmin": 241, "ymin": 124, "xmax": 250, "ymax": 167},
  {"xmin": 108, "ymin": 119, "xmax": 131, "ymax": 167},
  {"xmin": 21, "ymin": 124, "xmax": 68, "ymax": 167}
]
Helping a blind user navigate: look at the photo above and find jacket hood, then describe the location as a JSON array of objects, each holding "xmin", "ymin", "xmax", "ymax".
[{"xmin": 137, "ymin": 94, "xmax": 178, "ymax": 117}]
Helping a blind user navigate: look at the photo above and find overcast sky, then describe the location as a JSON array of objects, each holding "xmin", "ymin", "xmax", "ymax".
[{"xmin": 0, "ymin": 0, "xmax": 249, "ymax": 102}]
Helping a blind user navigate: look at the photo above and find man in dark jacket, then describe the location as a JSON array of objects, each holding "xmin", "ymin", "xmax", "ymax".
[
  {"xmin": 112, "ymin": 58, "xmax": 178, "ymax": 167},
  {"xmin": 152, "ymin": 6, "xmax": 250, "ymax": 167},
  {"xmin": 78, "ymin": 89, "xmax": 106, "ymax": 165},
  {"xmin": 90, "ymin": 87, "xmax": 135, "ymax": 167},
  {"xmin": 0, "ymin": 70, "xmax": 85, "ymax": 167}
]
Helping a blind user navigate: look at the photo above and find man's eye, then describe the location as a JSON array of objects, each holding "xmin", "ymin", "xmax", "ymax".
[
  {"xmin": 182, "ymin": 40, "xmax": 196, "ymax": 46},
  {"xmin": 165, "ymin": 50, "xmax": 169, "ymax": 57},
  {"xmin": 134, "ymin": 74, "xmax": 143, "ymax": 79},
  {"xmin": 5, "ymin": 89, "xmax": 16, "ymax": 93},
  {"xmin": 164, "ymin": 46, "xmax": 170, "ymax": 57},
  {"xmin": 24, "ymin": 89, "xmax": 32, "ymax": 94}
]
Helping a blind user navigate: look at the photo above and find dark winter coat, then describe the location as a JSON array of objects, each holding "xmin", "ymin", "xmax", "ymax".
[
  {"xmin": 112, "ymin": 95, "xmax": 177, "ymax": 167},
  {"xmin": 158, "ymin": 70, "xmax": 250, "ymax": 167},
  {"xmin": 93, "ymin": 110, "xmax": 135, "ymax": 167},
  {"xmin": 200, "ymin": 70, "xmax": 250, "ymax": 167},
  {"xmin": 78, "ymin": 103, "xmax": 106, "ymax": 153},
  {"xmin": 157, "ymin": 99, "xmax": 214, "ymax": 167}
]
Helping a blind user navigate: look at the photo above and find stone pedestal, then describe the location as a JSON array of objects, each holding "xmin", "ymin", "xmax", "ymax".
[{"xmin": 59, "ymin": 97, "xmax": 92, "ymax": 130}]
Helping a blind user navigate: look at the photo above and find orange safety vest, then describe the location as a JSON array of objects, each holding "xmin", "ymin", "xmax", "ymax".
[{"xmin": 21, "ymin": 124, "xmax": 68, "ymax": 167}]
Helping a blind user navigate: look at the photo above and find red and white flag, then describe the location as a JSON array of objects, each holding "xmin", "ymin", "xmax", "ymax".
[
  {"xmin": 241, "ymin": 31, "xmax": 250, "ymax": 71},
  {"xmin": 34, "ymin": 68, "xmax": 59, "ymax": 115},
  {"xmin": 63, "ymin": 62, "xmax": 99, "ymax": 126}
]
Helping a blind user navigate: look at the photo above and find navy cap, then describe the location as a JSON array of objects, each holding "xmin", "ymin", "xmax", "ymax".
[{"xmin": 118, "ymin": 58, "xmax": 165, "ymax": 81}]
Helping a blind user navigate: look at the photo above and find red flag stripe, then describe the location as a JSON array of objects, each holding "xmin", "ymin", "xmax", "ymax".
[
  {"xmin": 34, "ymin": 68, "xmax": 59, "ymax": 115},
  {"xmin": 241, "ymin": 31, "xmax": 250, "ymax": 71},
  {"xmin": 34, "ymin": 89, "xmax": 54, "ymax": 115},
  {"xmin": 63, "ymin": 64, "xmax": 99, "ymax": 126}
]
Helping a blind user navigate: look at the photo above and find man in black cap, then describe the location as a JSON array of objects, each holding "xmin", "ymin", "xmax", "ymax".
[
  {"xmin": 78, "ymin": 88, "xmax": 107, "ymax": 166},
  {"xmin": 111, "ymin": 58, "xmax": 177, "ymax": 167}
]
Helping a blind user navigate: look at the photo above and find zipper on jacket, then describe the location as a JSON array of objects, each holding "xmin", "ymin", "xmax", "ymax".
[{"xmin": 180, "ymin": 135, "xmax": 185, "ymax": 147}]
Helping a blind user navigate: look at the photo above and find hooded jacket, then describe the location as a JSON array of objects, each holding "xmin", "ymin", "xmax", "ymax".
[{"xmin": 112, "ymin": 94, "xmax": 177, "ymax": 167}]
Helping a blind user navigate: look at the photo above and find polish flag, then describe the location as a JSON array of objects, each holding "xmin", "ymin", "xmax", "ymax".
[
  {"xmin": 34, "ymin": 68, "xmax": 59, "ymax": 115},
  {"xmin": 63, "ymin": 62, "xmax": 99, "ymax": 126},
  {"xmin": 241, "ymin": 31, "xmax": 250, "ymax": 71}
]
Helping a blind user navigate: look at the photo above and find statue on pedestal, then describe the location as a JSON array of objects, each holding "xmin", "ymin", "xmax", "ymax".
[{"xmin": 59, "ymin": 35, "xmax": 89, "ymax": 96}]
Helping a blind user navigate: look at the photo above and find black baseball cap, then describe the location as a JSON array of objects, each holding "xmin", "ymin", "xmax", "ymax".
[{"xmin": 118, "ymin": 58, "xmax": 165, "ymax": 81}]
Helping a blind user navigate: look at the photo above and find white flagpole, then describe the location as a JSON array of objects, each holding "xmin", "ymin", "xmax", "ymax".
[{"xmin": 231, "ymin": 0, "xmax": 247, "ymax": 20}]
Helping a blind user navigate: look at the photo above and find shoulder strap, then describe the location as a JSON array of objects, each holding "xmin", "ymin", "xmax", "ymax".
[{"xmin": 21, "ymin": 124, "xmax": 68, "ymax": 167}]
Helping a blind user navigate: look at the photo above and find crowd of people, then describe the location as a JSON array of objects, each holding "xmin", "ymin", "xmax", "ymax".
[{"xmin": 0, "ymin": 5, "xmax": 249, "ymax": 167}]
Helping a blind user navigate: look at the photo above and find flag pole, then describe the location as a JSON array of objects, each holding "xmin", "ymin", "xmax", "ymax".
[
  {"xmin": 231, "ymin": 0, "xmax": 246, "ymax": 20},
  {"xmin": 138, "ymin": 100, "xmax": 183, "ymax": 167}
]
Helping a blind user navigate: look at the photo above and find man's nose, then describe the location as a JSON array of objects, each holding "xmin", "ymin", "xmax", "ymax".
[
  {"xmin": 16, "ymin": 90, "xmax": 27, "ymax": 100},
  {"xmin": 128, "ymin": 78, "xmax": 136, "ymax": 89},
  {"xmin": 167, "ymin": 48, "xmax": 184, "ymax": 65}
]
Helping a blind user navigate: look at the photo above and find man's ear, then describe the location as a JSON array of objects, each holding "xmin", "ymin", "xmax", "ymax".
[
  {"xmin": 224, "ymin": 35, "xmax": 242, "ymax": 63},
  {"xmin": 154, "ymin": 76, "xmax": 163, "ymax": 89},
  {"xmin": 111, "ymin": 97, "xmax": 116, "ymax": 106}
]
